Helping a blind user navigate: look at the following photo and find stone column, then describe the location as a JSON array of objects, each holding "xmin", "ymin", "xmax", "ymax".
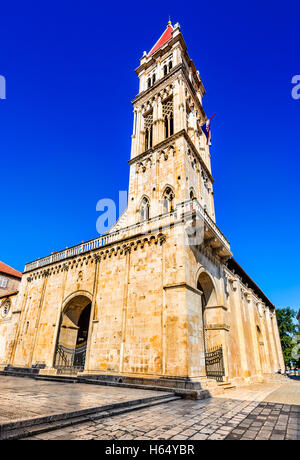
[
  {"xmin": 257, "ymin": 303, "xmax": 272, "ymax": 374},
  {"xmin": 84, "ymin": 254, "xmax": 101, "ymax": 373},
  {"xmin": 44, "ymin": 263, "xmax": 70, "ymax": 371},
  {"xmin": 228, "ymin": 277, "xmax": 249, "ymax": 380},
  {"xmin": 9, "ymin": 277, "xmax": 31, "ymax": 366},
  {"xmin": 271, "ymin": 312, "xmax": 285, "ymax": 372},
  {"xmin": 134, "ymin": 109, "xmax": 144, "ymax": 156},
  {"xmin": 29, "ymin": 269, "xmax": 50, "ymax": 367},
  {"xmin": 152, "ymin": 95, "xmax": 159, "ymax": 146},
  {"xmin": 119, "ymin": 246, "xmax": 131, "ymax": 373},
  {"xmin": 156, "ymin": 95, "xmax": 165, "ymax": 144},
  {"xmin": 265, "ymin": 308, "xmax": 280, "ymax": 372},
  {"xmin": 173, "ymin": 78, "xmax": 185, "ymax": 133},
  {"xmin": 244, "ymin": 290, "xmax": 263, "ymax": 379}
]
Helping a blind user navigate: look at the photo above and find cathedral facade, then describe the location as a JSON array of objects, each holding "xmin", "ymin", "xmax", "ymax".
[{"xmin": 0, "ymin": 22, "xmax": 284, "ymax": 393}]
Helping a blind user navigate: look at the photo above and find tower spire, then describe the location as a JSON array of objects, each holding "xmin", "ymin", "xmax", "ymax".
[{"xmin": 148, "ymin": 21, "xmax": 174, "ymax": 56}]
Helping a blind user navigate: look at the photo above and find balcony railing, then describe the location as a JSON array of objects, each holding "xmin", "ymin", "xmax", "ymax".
[
  {"xmin": 179, "ymin": 200, "xmax": 230, "ymax": 252},
  {"xmin": 24, "ymin": 199, "xmax": 230, "ymax": 273}
]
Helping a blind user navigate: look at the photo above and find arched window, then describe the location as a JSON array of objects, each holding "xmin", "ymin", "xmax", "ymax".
[
  {"xmin": 140, "ymin": 197, "xmax": 150, "ymax": 222},
  {"xmin": 147, "ymin": 78, "xmax": 151, "ymax": 88},
  {"xmin": 163, "ymin": 65, "xmax": 168, "ymax": 76},
  {"xmin": 152, "ymin": 74, "xmax": 156, "ymax": 85},
  {"xmin": 168, "ymin": 61, "xmax": 173, "ymax": 72},
  {"xmin": 162, "ymin": 98, "xmax": 174, "ymax": 139},
  {"xmin": 162, "ymin": 187, "xmax": 175, "ymax": 213},
  {"xmin": 190, "ymin": 189, "xmax": 195, "ymax": 200}
]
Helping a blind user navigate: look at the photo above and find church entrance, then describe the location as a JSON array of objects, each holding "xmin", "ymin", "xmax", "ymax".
[
  {"xmin": 54, "ymin": 295, "xmax": 92, "ymax": 375},
  {"xmin": 197, "ymin": 272, "xmax": 225, "ymax": 382}
]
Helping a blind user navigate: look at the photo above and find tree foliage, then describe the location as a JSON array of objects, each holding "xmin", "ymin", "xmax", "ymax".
[{"xmin": 276, "ymin": 307, "xmax": 300, "ymax": 367}]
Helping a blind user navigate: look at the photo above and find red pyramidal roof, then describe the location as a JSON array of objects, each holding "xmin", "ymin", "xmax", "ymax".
[{"xmin": 149, "ymin": 22, "xmax": 173, "ymax": 56}]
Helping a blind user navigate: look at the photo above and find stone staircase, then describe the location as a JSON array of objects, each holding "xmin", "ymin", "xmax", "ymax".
[
  {"xmin": 0, "ymin": 365, "xmax": 44, "ymax": 378},
  {"xmin": 217, "ymin": 381, "xmax": 236, "ymax": 391}
]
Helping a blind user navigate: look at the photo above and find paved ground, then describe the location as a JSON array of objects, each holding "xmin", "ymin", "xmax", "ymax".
[
  {"xmin": 0, "ymin": 376, "xmax": 168, "ymax": 424},
  {"xmin": 21, "ymin": 379, "xmax": 300, "ymax": 440}
]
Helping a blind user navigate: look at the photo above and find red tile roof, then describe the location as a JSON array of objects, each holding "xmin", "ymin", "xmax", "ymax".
[
  {"xmin": 0, "ymin": 261, "xmax": 22, "ymax": 279},
  {"xmin": 149, "ymin": 23, "xmax": 173, "ymax": 56}
]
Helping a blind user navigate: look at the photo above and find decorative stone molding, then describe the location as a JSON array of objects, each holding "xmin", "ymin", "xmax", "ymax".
[
  {"xmin": 0, "ymin": 299, "xmax": 11, "ymax": 319},
  {"xmin": 93, "ymin": 254, "xmax": 101, "ymax": 262},
  {"xmin": 224, "ymin": 273, "xmax": 238, "ymax": 291}
]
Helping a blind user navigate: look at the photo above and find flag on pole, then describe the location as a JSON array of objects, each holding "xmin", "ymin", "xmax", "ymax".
[{"xmin": 201, "ymin": 113, "xmax": 216, "ymax": 145}]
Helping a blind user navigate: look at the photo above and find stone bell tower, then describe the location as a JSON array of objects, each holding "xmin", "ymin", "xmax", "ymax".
[{"xmin": 124, "ymin": 21, "xmax": 216, "ymax": 229}]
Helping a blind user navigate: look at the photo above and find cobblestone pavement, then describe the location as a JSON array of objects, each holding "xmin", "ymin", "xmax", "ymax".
[
  {"xmin": 22, "ymin": 380, "xmax": 300, "ymax": 440},
  {"xmin": 0, "ymin": 376, "xmax": 168, "ymax": 424}
]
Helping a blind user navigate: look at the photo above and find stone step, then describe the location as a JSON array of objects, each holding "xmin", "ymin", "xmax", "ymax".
[
  {"xmin": 35, "ymin": 375, "xmax": 78, "ymax": 384},
  {"xmin": 217, "ymin": 381, "xmax": 236, "ymax": 391},
  {"xmin": 78, "ymin": 377, "xmax": 210, "ymax": 399},
  {"xmin": 0, "ymin": 365, "xmax": 43, "ymax": 379},
  {"xmin": 0, "ymin": 394, "xmax": 179, "ymax": 440},
  {"xmin": 1, "ymin": 371, "xmax": 211, "ymax": 399}
]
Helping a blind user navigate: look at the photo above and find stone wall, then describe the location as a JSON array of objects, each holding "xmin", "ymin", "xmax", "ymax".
[
  {"xmin": 0, "ymin": 293, "xmax": 20, "ymax": 369},
  {"xmin": 4, "ymin": 220, "xmax": 284, "ymax": 386},
  {"xmin": 0, "ymin": 274, "xmax": 21, "ymax": 296}
]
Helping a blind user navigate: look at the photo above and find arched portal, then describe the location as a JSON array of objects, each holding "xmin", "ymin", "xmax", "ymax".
[
  {"xmin": 197, "ymin": 271, "xmax": 225, "ymax": 381},
  {"xmin": 54, "ymin": 295, "xmax": 92, "ymax": 375}
]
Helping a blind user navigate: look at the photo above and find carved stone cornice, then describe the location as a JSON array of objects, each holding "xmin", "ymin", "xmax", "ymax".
[
  {"xmin": 42, "ymin": 269, "xmax": 50, "ymax": 278},
  {"xmin": 93, "ymin": 253, "xmax": 101, "ymax": 262}
]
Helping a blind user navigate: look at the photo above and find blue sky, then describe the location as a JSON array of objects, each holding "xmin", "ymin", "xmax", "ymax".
[{"xmin": 0, "ymin": 1, "xmax": 299, "ymax": 311}]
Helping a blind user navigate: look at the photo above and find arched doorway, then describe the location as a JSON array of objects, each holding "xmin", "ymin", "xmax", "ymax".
[
  {"xmin": 197, "ymin": 271, "xmax": 225, "ymax": 381},
  {"xmin": 54, "ymin": 295, "xmax": 92, "ymax": 375}
]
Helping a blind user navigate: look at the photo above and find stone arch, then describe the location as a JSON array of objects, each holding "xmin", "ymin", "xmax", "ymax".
[
  {"xmin": 138, "ymin": 195, "xmax": 150, "ymax": 222},
  {"xmin": 162, "ymin": 185, "xmax": 175, "ymax": 213},
  {"xmin": 54, "ymin": 291, "xmax": 93, "ymax": 373},
  {"xmin": 196, "ymin": 269, "xmax": 219, "ymax": 353},
  {"xmin": 195, "ymin": 267, "xmax": 218, "ymax": 303},
  {"xmin": 189, "ymin": 187, "xmax": 196, "ymax": 200},
  {"xmin": 197, "ymin": 270, "xmax": 218, "ymax": 307},
  {"xmin": 61, "ymin": 290, "xmax": 93, "ymax": 312}
]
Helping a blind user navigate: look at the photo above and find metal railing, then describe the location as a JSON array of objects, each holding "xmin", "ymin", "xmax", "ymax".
[
  {"xmin": 54, "ymin": 343, "xmax": 87, "ymax": 374},
  {"xmin": 205, "ymin": 346, "xmax": 225, "ymax": 382}
]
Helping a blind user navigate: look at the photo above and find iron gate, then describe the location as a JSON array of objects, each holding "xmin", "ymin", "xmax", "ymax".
[
  {"xmin": 54, "ymin": 343, "xmax": 87, "ymax": 375},
  {"xmin": 205, "ymin": 346, "xmax": 225, "ymax": 382}
]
